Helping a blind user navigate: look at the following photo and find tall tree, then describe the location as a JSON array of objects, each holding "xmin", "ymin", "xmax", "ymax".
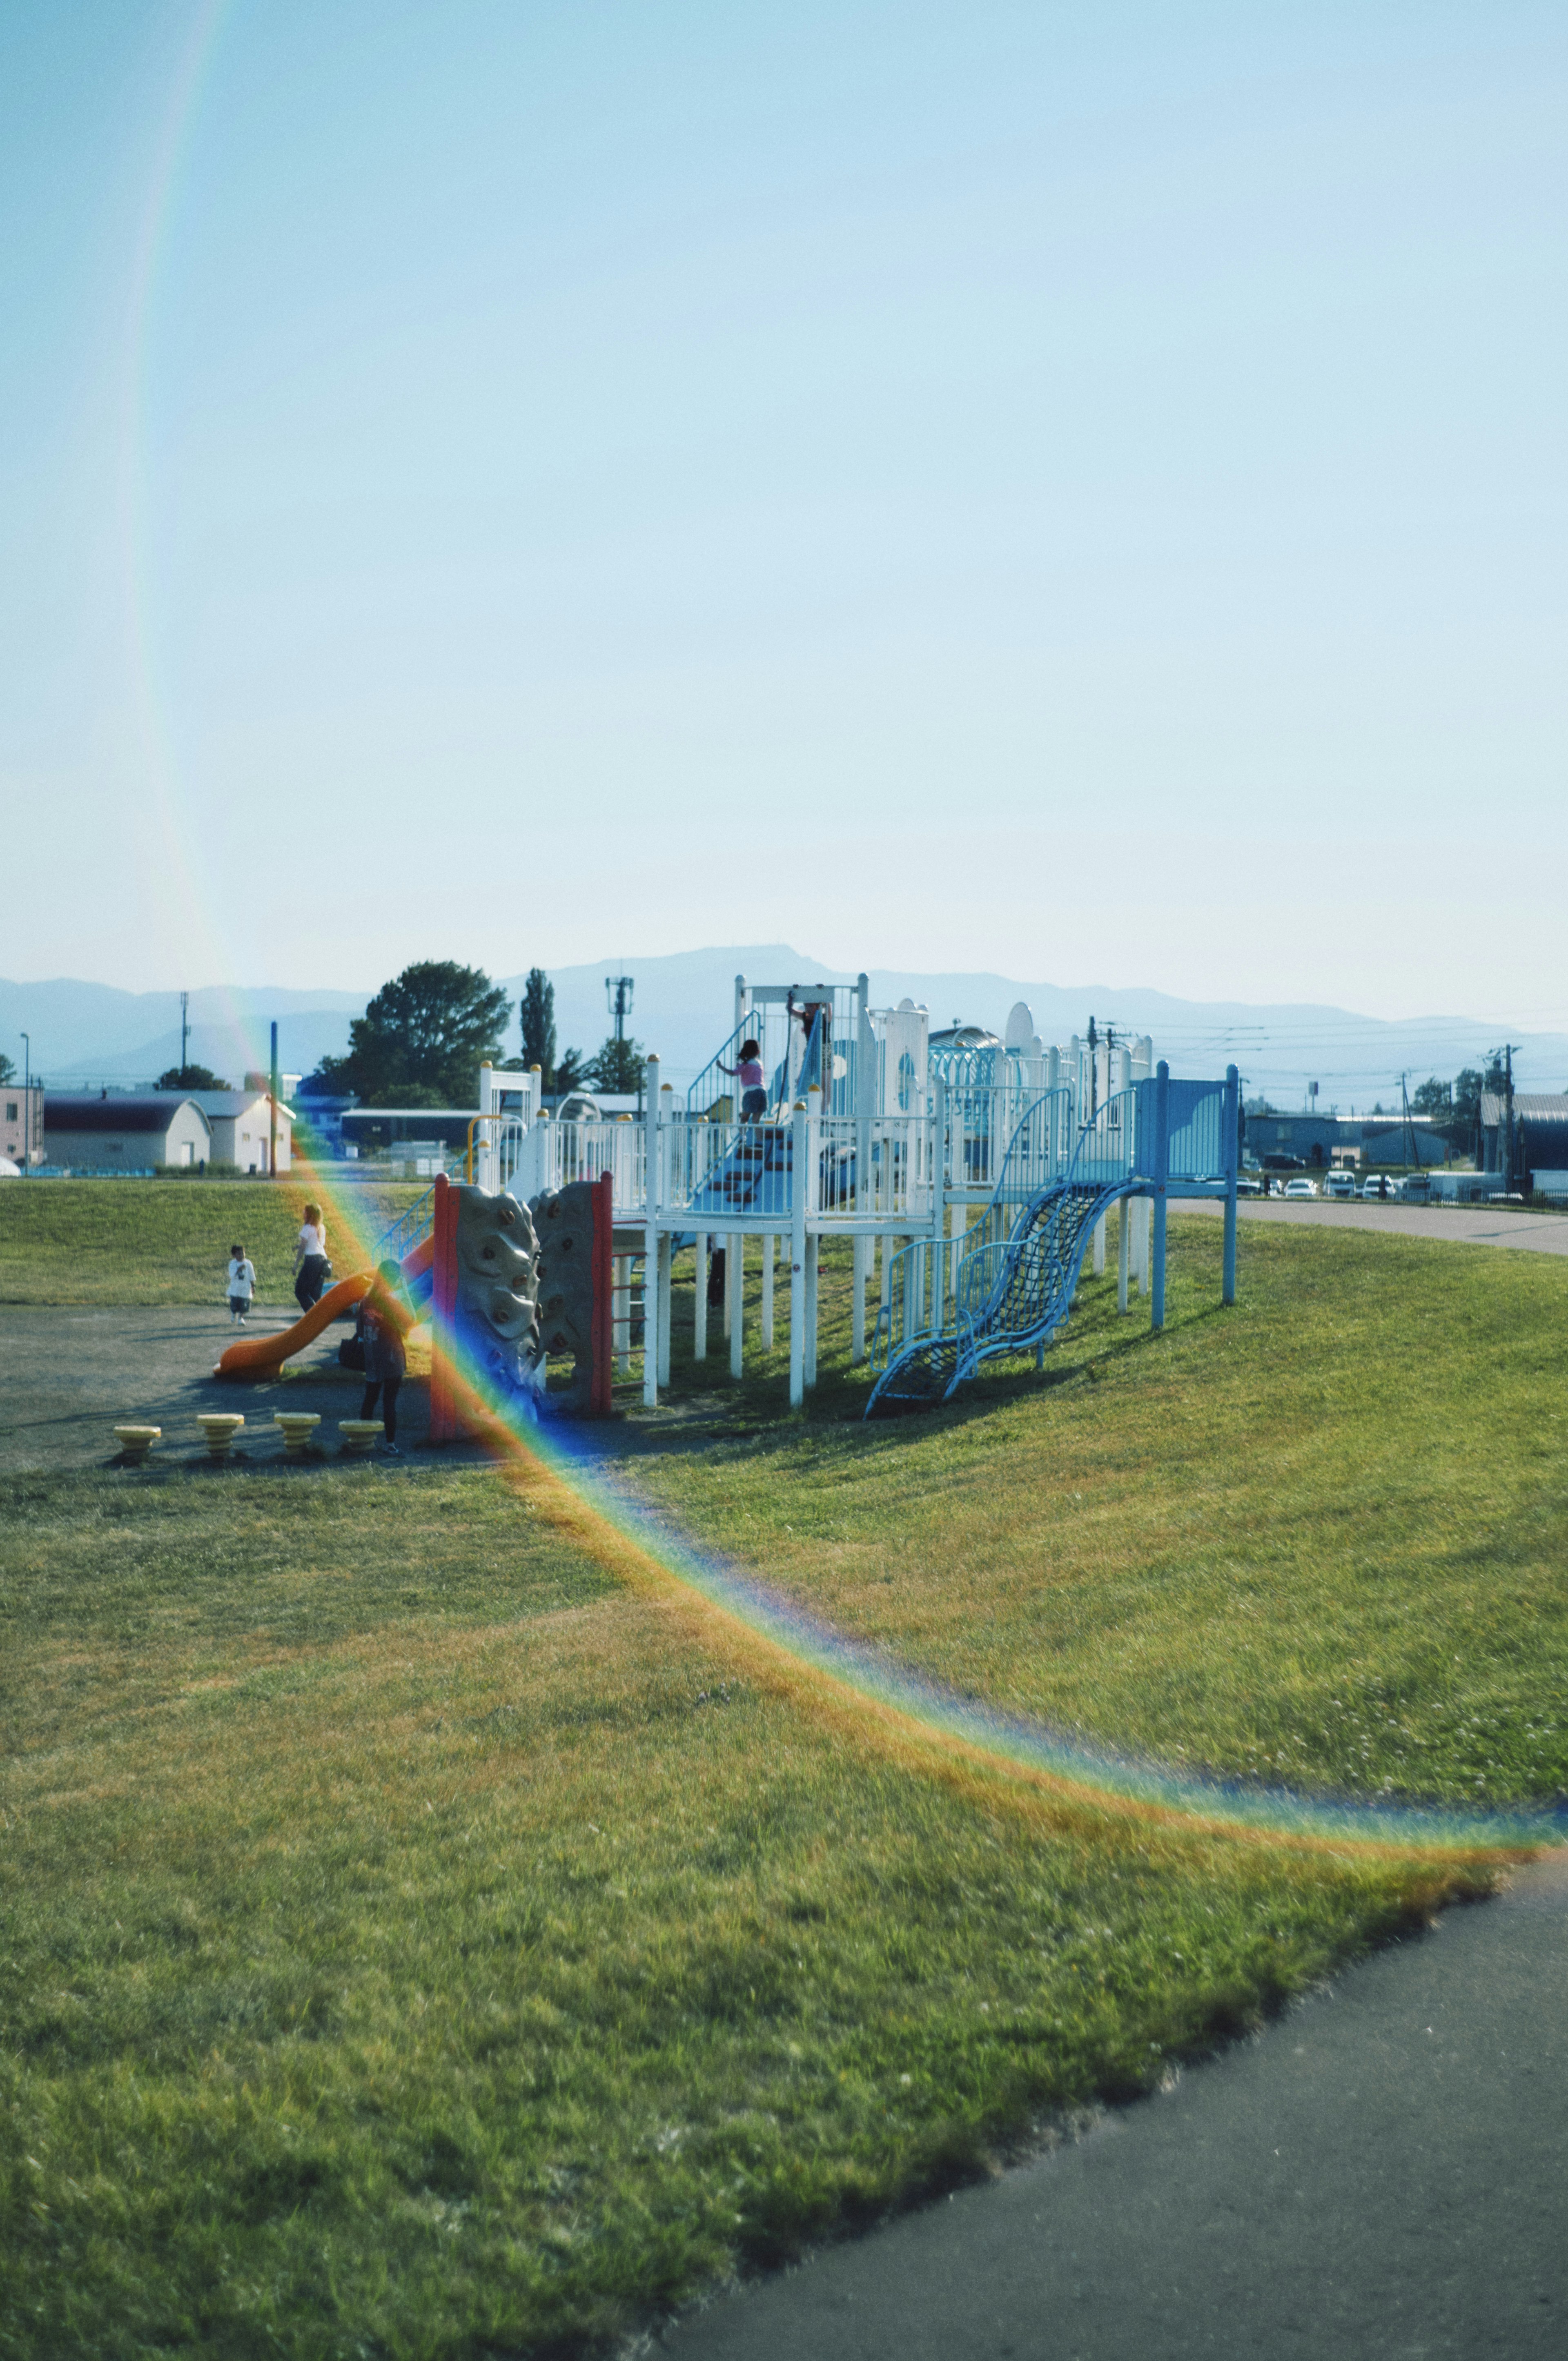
[
  {"xmin": 551, "ymin": 1045, "xmax": 589, "ymax": 1095},
  {"xmin": 587, "ymin": 1034, "xmax": 645, "ymax": 1094},
  {"xmin": 316, "ymin": 960, "xmax": 510, "ymax": 1107},
  {"xmin": 156, "ymin": 1063, "xmax": 232, "ymax": 1091},
  {"xmin": 0, "ymin": 1053, "xmax": 14, "ymax": 1087},
  {"xmin": 519, "ymin": 968, "xmax": 557, "ymax": 1085}
]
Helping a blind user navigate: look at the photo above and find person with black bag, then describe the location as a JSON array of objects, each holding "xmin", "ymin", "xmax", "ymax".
[{"xmin": 357, "ymin": 1261, "xmax": 409, "ymax": 1454}]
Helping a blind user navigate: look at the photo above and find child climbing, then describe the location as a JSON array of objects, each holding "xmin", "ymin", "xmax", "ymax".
[
  {"xmin": 358, "ymin": 1260, "xmax": 409, "ymax": 1455},
  {"xmin": 719, "ymin": 1038, "xmax": 768, "ymax": 1121},
  {"xmin": 226, "ymin": 1243, "xmax": 255, "ymax": 1326},
  {"xmin": 293, "ymin": 1201, "xmax": 330, "ymax": 1313}
]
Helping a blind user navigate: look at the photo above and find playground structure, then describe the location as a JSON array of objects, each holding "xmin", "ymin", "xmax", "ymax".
[{"xmin": 211, "ymin": 975, "xmax": 1238, "ymax": 1423}]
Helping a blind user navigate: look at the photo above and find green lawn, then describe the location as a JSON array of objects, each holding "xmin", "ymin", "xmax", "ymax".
[
  {"xmin": 0, "ymin": 1208, "xmax": 1562, "ymax": 2356},
  {"xmin": 0, "ymin": 1179, "xmax": 422, "ymax": 1306},
  {"xmin": 639, "ymin": 1214, "xmax": 1568, "ymax": 1811}
]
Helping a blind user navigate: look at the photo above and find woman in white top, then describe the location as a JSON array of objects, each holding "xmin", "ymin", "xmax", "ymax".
[{"xmin": 293, "ymin": 1201, "xmax": 330, "ymax": 1313}]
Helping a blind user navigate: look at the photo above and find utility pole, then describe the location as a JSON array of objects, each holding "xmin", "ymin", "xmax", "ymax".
[
  {"xmin": 1086, "ymin": 1014, "xmax": 1098, "ymax": 1118},
  {"xmin": 20, "ymin": 1031, "xmax": 29, "ymax": 1177},
  {"xmin": 1400, "ymin": 1073, "xmax": 1416, "ymax": 1171},
  {"xmin": 1504, "ymin": 1043, "xmax": 1517, "ymax": 1192},
  {"xmin": 269, "ymin": 1020, "xmax": 279, "ymax": 1180},
  {"xmin": 180, "ymin": 991, "xmax": 189, "ymax": 1080}
]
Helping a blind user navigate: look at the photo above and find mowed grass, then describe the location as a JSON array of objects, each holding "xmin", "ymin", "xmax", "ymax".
[
  {"xmin": 0, "ymin": 1462, "xmax": 1486, "ymax": 2361},
  {"xmin": 3, "ymin": 1201, "xmax": 1564, "ymax": 2353},
  {"xmin": 636, "ymin": 1212, "xmax": 1568, "ymax": 1811},
  {"xmin": 0, "ymin": 1179, "xmax": 422, "ymax": 1307}
]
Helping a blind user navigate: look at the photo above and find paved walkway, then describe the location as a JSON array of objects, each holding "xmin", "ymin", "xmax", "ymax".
[
  {"xmin": 1193, "ymin": 1199, "xmax": 1568, "ymax": 1255},
  {"xmin": 0, "ymin": 1302, "xmax": 435, "ymax": 1472},
  {"xmin": 663, "ymin": 1853, "xmax": 1568, "ymax": 2359}
]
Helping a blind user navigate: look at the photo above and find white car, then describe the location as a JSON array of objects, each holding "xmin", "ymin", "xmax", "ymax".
[
  {"xmin": 1361, "ymin": 1174, "xmax": 1396, "ymax": 1201},
  {"xmin": 1283, "ymin": 1176, "xmax": 1319, "ymax": 1199},
  {"xmin": 1323, "ymin": 1171, "xmax": 1357, "ymax": 1200}
]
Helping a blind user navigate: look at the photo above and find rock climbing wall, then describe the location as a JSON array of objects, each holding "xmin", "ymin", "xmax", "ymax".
[
  {"xmin": 529, "ymin": 1180, "xmax": 600, "ymax": 1414},
  {"xmin": 450, "ymin": 1183, "xmax": 541, "ymax": 1400}
]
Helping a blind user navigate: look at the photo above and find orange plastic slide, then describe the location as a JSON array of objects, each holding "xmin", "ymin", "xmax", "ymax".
[{"xmin": 213, "ymin": 1234, "xmax": 434, "ymax": 1378}]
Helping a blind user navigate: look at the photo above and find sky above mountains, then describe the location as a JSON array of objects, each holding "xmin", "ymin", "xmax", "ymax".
[{"xmin": 2, "ymin": 3, "xmax": 1564, "ymax": 1024}]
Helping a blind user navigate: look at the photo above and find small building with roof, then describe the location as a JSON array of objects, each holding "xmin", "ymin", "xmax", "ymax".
[
  {"xmin": 183, "ymin": 1089, "xmax": 294, "ymax": 1173},
  {"xmin": 43, "ymin": 1093, "xmax": 212, "ymax": 1172},
  {"xmin": 1480, "ymin": 1091, "xmax": 1568, "ymax": 1184}
]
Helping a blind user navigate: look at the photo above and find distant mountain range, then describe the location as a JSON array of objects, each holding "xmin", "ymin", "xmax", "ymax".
[{"xmin": 3, "ymin": 953, "xmax": 1564, "ymax": 1110}]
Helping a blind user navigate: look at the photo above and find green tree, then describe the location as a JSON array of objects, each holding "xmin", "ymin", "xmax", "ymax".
[
  {"xmin": 551, "ymin": 1045, "xmax": 590, "ymax": 1095},
  {"xmin": 156, "ymin": 1063, "xmax": 232, "ymax": 1092},
  {"xmin": 0, "ymin": 1053, "xmax": 14, "ymax": 1087},
  {"xmin": 317, "ymin": 961, "xmax": 510, "ymax": 1107},
  {"xmin": 1452, "ymin": 1052, "xmax": 1507, "ymax": 1145},
  {"xmin": 519, "ymin": 968, "xmax": 557, "ymax": 1085},
  {"xmin": 587, "ymin": 1034, "xmax": 644, "ymax": 1094}
]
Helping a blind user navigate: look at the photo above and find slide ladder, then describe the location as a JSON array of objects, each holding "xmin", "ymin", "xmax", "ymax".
[{"xmin": 866, "ymin": 1085, "xmax": 1140, "ymax": 1413}]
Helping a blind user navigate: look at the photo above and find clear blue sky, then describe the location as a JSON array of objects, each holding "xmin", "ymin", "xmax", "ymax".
[{"xmin": 2, "ymin": 1, "xmax": 1563, "ymax": 1020}]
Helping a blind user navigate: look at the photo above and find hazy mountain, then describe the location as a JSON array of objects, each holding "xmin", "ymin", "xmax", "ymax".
[
  {"xmin": 499, "ymin": 949, "xmax": 1568, "ymax": 1108},
  {"xmin": 5, "ymin": 956, "xmax": 1563, "ymax": 1109},
  {"xmin": 0, "ymin": 980, "xmax": 366, "ymax": 1087}
]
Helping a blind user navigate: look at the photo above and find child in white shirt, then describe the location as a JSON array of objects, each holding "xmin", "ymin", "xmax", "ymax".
[{"xmin": 227, "ymin": 1243, "xmax": 256, "ymax": 1326}]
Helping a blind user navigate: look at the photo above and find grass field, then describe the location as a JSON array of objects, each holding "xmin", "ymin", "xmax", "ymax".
[
  {"xmin": 0, "ymin": 1178, "xmax": 422, "ymax": 1307},
  {"xmin": 637, "ymin": 1214, "xmax": 1568, "ymax": 1812},
  {"xmin": 1, "ymin": 1199, "xmax": 1563, "ymax": 2355}
]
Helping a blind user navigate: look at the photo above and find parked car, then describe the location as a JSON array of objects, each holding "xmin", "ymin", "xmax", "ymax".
[
  {"xmin": 1324, "ymin": 1171, "xmax": 1357, "ymax": 1200},
  {"xmin": 1399, "ymin": 1172, "xmax": 1432, "ymax": 1202},
  {"xmin": 1361, "ymin": 1174, "xmax": 1396, "ymax": 1201},
  {"xmin": 1283, "ymin": 1176, "xmax": 1319, "ymax": 1199},
  {"xmin": 1236, "ymin": 1175, "xmax": 1265, "ymax": 1198}
]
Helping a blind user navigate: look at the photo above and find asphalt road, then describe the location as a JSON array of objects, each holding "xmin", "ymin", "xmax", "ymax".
[
  {"xmin": 1207, "ymin": 1198, "xmax": 1568, "ymax": 1255},
  {"xmin": 662, "ymin": 1852, "xmax": 1568, "ymax": 2360}
]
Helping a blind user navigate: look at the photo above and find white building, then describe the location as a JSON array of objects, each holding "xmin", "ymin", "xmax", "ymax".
[
  {"xmin": 44, "ymin": 1093, "xmax": 212, "ymax": 1171},
  {"xmin": 1, "ymin": 1081, "xmax": 44, "ymax": 1168},
  {"xmin": 186, "ymin": 1089, "xmax": 294, "ymax": 1174}
]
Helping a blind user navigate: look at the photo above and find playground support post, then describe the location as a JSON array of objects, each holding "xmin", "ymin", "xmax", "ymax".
[
  {"xmin": 851, "ymin": 1233, "xmax": 867, "ymax": 1363},
  {"xmin": 590, "ymin": 1171, "xmax": 613, "ymax": 1415},
  {"xmin": 929, "ymin": 1074, "xmax": 947, "ymax": 1336},
  {"xmin": 657, "ymin": 1232, "xmax": 673, "ymax": 1387},
  {"xmin": 658, "ymin": 1084, "xmax": 674, "ymax": 1381},
  {"xmin": 730, "ymin": 1232, "xmax": 743, "ymax": 1378},
  {"xmin": 789, "ymin": 1099, "xmax": 808, "ymax": 1407},
  {"xmin": 613, "ymin": 1256, "xmax": 631, "ymax": 1375},
  {"xmin": 724, "ymin": 1225, "xmax": 737, "ymax": 1341},
  {"xmin": 693, "ymin": 1230, "xmax": 708, "ymax": 1359},
  {"xmin": 1223, "ymin": 1063, "xmax": 1239, "ymax": 1307},
  {"xmin": 804, "ymin": 1236, "xmax": 819, "ymax": 1387},
  {"xmin": 853, "ymin": 968, "xmax": 875, "ymax": 1365},
  {"xmin": 804, "ymin": 1082, "xmax": 822, "ymax": 1388},
  {"xmin": 642, "ymin": 1056, "xmax": 660, "ymax": 1407},
  {"xmin": 430, "ymin": 1171, "xmax": 458, "ymax": 1442},
  {"xmin": 762, "ymin": 1232, "xmax": 775, "ymax": 1348},
  {"xmin": 1116, "ymin": 1045, "xmax": 1132, "ymax": 1314},
  {"xmin": 1151, "ymin": 1060, "xmax": 1169, "ymax": 1333}
]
